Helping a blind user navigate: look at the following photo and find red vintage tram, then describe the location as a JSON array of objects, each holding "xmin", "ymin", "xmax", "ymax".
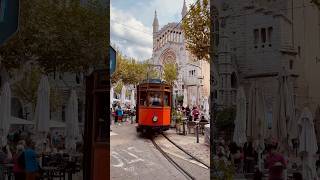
[{"xmin": 136, "ymin": 79, "xmax": 172, "ymax": 133}]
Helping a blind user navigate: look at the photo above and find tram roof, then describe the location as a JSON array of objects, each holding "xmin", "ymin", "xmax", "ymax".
[{"xmin": 139, "ymin": 79, "xmax": 167, "ymax": 84}]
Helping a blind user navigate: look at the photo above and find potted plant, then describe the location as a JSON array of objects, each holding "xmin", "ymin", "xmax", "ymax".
[
  {"xmin": 212, "ymin": 157, "xmax": 235, "ymax": 180},
  {"xmin": 175, "ymin": 110, "xmax": 184, "ymax": 134}
]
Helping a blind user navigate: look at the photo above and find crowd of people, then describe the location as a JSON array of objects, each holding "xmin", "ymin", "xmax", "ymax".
[
  {"xmin": 212, "ymin": 138, "xmax": 308, "ymax": 180},
  {"xmin": 111, "ymin": 103, "xmax": 136, "ymax": 126},
  {"xmin": 175, "ymin": 105, "xmax": 209, "ymax": 123},
  {"xmin": 0, "ymin": 139, "xmax": 40, "ymax": 180},
  {"xmin": 0, "ymin": 127, "xmax": 83, "ymax": 180}
]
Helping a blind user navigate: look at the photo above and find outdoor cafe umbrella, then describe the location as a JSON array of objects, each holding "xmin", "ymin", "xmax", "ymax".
[
  {"xmin": 298, "ymin": 107, "xmax": 318, "ymax": 180},
  {"xmin": 131, "ymin": 89, "xmax": 135, "ymax": 107},
  {"xmin": 121, "ymin": 85, "xmax": 126, "ymax": 105},
  {"xmin": 192, "ymin": 96, "xmax": 196, "ymax": 106},
  {"xmin": 183, "ymin": 88, "xmax": 188, "ymax": 108},
  {"xmin": 233, "ymin": 86, "xmax": 247, "ymax": 147},
  {"xmin": 34, "ymin": 75, "xmax": 50, "ymax": 150},
  {"xmin": 314, "ymin": 106, "xmax": 320, "ymax": 144},
  {"xmin": 0, "ymin": 82, "xmax": 11, "ymax": 147},
  {"xmin": 272, "ymin": 71, "xmax": 297, "ymax": 152},
  {"xmin": 204, "ymin": 97, "xmax": 210, "ymax": 120},
  {"xmin": 66, "ymin": 90, "xmax": 80, "ymax": 152},
  {"xmin": 247, "ymin": 82, "xmax": 267, "ymax": 170},
  {"xmin": 110, "ymin": 87, "xmax": 114, "ymax": 108}
]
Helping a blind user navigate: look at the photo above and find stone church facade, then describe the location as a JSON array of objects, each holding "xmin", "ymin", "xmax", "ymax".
[
  {"xmin": 211, "ymin": 0, "xmax": 320, "ymax": 116},
  {"xmin": 151, "ymin": 1, "xmax": 210, "ymax": 107}
]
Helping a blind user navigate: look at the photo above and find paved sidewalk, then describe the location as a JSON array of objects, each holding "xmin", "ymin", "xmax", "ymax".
[{"xmin": 162, "ymin": 128, "xmax": 210, "ymax": 166}]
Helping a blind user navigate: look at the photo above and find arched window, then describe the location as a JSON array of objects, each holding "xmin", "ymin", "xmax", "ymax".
[{"xmin": 231, "ymin": 72, "xmax": 237, "ymax": 88}]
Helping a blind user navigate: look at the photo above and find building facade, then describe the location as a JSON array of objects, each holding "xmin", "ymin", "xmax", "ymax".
[
  {"xmin": 151, "ymin": 1, "xmax": 210, "ymax": 107},
  {"xmin": 212, "ymin": 0, "xmax": 320, "ymax": 115}
]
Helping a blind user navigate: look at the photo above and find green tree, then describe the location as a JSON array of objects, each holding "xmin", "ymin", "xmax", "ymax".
[
  {"xmin": 0, "ymin": 0, "xmax": 108, "ymax": 73},
  {"xmin": 110, "ymin": 51, "xmax": 159, "ymax": 85},
  {"xmin": 163, "ymin": 63, "xmax": 178, "ymax": 85},
  {"xmin": 182, "ymin": 0, "xmax": 210, "ymax": 62},
  {"xmin": 12, "ymin": 67, "xmax": 62, "ymax": 112},
  {"xmin": 312, "ymin": 0, "xmax": 320, "ymax": 8},
  {"xmin": 114, "ymin": 81, "xmax": 123, "ymax": 96}
]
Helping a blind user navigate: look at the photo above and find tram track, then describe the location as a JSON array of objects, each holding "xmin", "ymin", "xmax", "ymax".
[{"xmin": 150, "ymin": 133, "xmax": 210, "ymax": 180}]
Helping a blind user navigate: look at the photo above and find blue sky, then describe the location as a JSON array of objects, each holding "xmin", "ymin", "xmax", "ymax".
[{"xmin": 110, "ymin": 0, "xmax": 196, "ymax": 60}]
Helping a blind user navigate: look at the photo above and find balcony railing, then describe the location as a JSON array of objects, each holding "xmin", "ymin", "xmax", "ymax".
[{"xmin": 183, "ymin": 76, "xmax": 204, "ymax": 86}]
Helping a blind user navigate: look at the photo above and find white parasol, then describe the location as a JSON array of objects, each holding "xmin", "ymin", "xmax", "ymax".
[
  {"xmin": 34, "ymin": 75, "xmax": 50, "ymax": 152},
  {"xmin": 65, "ymin": 90, "xmax": 80, "ymax": 152},
  {"xmin": 272, "ymin": 70, "xmax": 297, "ymax": 152},
  {"xmin": 298, "ymin": 107, "xmax": 318, "ymax": 180},
  {"xmin": 131, "ymin": 89, "xmax": 135, "ymax": 108},
  {"xmin": 233, "ymin": 86, "xmax": 247, "ymax": 146},
  {"xmin": 110, "ymin": 87, "xmax": 114, "ymax": 108},
  {"xmin": 34, "ymin": 75, "xmax": 50, "ymax": 133},
  {"xmin": 183, "ymin": 88, "xmax": 188, "ymax": 108},
  {"xmin": 247, "ymin": 82, "xmax": 267, "ymax": 170},
  {"xmin": 120, "ymin": 85, "xmax": 126, "ymax": 105},
  {"xmin": 0, "ymin": 82, "xmax": 11, "ymax": 147}
]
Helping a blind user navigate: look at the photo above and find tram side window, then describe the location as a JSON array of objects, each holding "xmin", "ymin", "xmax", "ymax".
[
  {"xmin": 140, "ymin": 91, "xmax": 147, "ymax": 106},
  {"xmin": 164, "ymin": 92, "xmax": 170, "ymax": 107},
  {"xmin": 149, "ymin": 91, "xmax": 162, "ymax": 106}
]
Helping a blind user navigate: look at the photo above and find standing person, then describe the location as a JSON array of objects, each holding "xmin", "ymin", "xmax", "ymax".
[
  {"xmin": 117, "ymin": 105, "xmax": 123, "ymax": 123},
  {"xmin": 0, "ymin": 145, "xmax": 12, "ymax": 180},
  {"xmin": 13, "ymin": 144, "xmax": 25, "ymax": 180},
  {"xmin": 185, "ymin": 106, "xmax": 191, "ymax": 118},
  {"xmin": 192, "ymin": 106, "xmax": 200, "ymax": 121},
  {"xmin": 265, "ymin": 144, "xmax": 287, "ymax": 180},
  {"xmin": 110, "ymin": 108, "xmax": 113, "ymax": 131},
  {"xmin": 24, "ymin": 140, "xmax": 40, "ymax": 180},
  {"xmin": 243, "ymin": 141, "xmax": 257, "ymax": 173},
  {"xmin": 114, "ymin": 105, "xmax": 119, "ymax": 124}
]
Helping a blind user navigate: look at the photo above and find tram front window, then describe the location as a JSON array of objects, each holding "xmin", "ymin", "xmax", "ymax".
[
  {"xmin": 140, "ymin": 91, "xmax": 147, "ymax": 106},
  {"xmin": 164, "ymin": 91, "xmax": 170, "ymax": 107},
  {"xmin": 149, "ymin": 92, "xmax": 162, "ymax": 106}
]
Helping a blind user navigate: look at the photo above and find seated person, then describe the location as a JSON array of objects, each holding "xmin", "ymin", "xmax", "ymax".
[
  {"xmin": 199, "ymin": 115, "xmax": 208, "ymax": 122},
  {"xmin": 150, "ymin": 93, "xmax": 161, "ymax": 106}
]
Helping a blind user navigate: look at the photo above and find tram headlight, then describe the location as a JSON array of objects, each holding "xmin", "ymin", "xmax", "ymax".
[{"xmin": 152, "ymin": 116, "xmax": 158, "ymax": 122}]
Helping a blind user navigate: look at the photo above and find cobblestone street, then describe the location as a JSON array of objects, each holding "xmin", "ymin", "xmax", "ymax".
[{"xmin": 110, "ymin": 122, "xmax": 210, "ymax": 180}]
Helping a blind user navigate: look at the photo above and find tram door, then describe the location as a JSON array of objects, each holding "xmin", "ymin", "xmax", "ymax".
[{"xmin": 84, "ymin": 69, "xmax": 109, "ymax": 180}]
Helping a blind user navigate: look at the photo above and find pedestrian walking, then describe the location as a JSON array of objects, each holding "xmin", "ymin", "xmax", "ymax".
[
  {"xmin": 110, "ymin": 108, "xmax": 113, "ymax": 131},
  {"xmin": 24, "ymin": 140, "xmax": 40, "ymax": 180},
  {"xmin": 114, "ymin": 105, "xmax": 119, "ymax": 124},
  {"xmin": 185, "ymin": 105, "xmax": 191, "ymax": 117},
  {"xmin": 116, "ymin": 105, "xmax": 124, "ymax": 123},
  {"xmin": 265, "ymin": 144, "xmax": 287, "ymax": 180},
  {"xmin": 192, "ymin": 106, "xmax": 200, "ymax": 121},
  {"xmin": 243, "ymin": 141, "xmax": 257, "ymax": 173},
  {"xmin": 0, "ymin": 145, "xmax": 12, "ymax": 180},
  {"xmin": 13, "ymin": 144, "xmax": 25, "ymax": 180}
]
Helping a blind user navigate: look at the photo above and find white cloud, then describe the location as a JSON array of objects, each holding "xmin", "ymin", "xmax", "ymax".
[
  {"xmin": 110, "ymin": 0, "xmax": 196, "ymax": 60},
  {"xmin": 110, "ymin": 5, "xmax": 153, "ymax": 60}
]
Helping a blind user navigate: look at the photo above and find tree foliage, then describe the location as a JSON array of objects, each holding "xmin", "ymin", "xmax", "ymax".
[
  {"xmin": 163, "ymin": 63, "xmax": 178, "ymax": 86},
  {"xmin": 12, "ymin": 67, "xmax": 62, "ymax": 112},
  {"xmin": 114, "ymin": 81, "xmax": 123, "ymax": 95},
  {"xmin": 0, "ymin": 0, "xmax": 108, "ymax": 73},
  {"xmin": 182, "ymin": 0, "xmax": 210, "ymax": 62},
  {"xmin": 312, "ymin": 0, "xmax": 320, "ymax": 8},
  {"xmin": 110, "ymin": 50, "xmax": 158, "ymax": 85}
]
